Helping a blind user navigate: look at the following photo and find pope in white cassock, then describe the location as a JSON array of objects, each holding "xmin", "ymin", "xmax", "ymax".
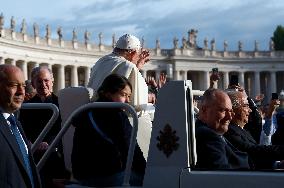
[{"xmin": 88, "ymin": 34, "xmax": 152, "ymax": 159}]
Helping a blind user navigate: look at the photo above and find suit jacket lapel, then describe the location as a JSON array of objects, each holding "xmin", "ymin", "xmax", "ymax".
[
  {"xmin": 0, "ymin": 114, "xmax": 31, "ymax": 177},
  {"xmin": 243, "ymin": 129, "xmax": 257, "ymax": 144},
  {"xmin": 230, "ymin": 123, "xmax": 256, "ymax": 144}
]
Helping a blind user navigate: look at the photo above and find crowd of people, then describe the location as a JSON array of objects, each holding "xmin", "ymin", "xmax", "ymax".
[
  {"xmin": 0, "ymin": 33, "xmax": 166, "ymax": 188},
  {"xmin": 1, "ymin": 32, "xmax": 284, "ymax": 188}
]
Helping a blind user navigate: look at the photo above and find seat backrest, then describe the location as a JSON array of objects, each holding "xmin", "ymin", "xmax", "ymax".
[
  {"xmin": 58, "ymin": 86, "xmax": 94, "ymax": 171},
  {"xmin": 143, "ymin": 80, "xmax": 197, "ymax": 188}
]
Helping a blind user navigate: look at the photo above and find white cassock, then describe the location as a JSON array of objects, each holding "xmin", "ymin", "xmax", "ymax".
[{"xmin": 88, "ymin": 53, "xmax": 153, "ymax": 159}]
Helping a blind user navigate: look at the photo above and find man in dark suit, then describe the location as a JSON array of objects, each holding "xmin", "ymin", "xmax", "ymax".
[
  {"xmin": 0, "ymin": 64, "xmax": 41, "ymax": 188},
  {"xmin": 225, "ymin": 89, "xmax": 284, "ymax": 169},
  {"xmin": 195, "ymin": 88, "xmax": 250, "ymax": 170}
]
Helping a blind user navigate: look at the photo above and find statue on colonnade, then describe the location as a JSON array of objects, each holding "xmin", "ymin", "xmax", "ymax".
[
  {"xmin": 84, "ymin": 30, "xmax": 90, "ymax": 43},
  {"xmin": 0, "ymin": 13, "xmax": 4, "ymax": 30},
  {"xmin": 238, "ymin": 40, "xmax": 243, "ymax": 51},
  {"xmin": 224, "ymin": 40, "xmax": 228, "ymax": 51},
  {"xmin": 46, "ymin": 24, "xmax": 51, "ymax": 39},
  {"xmin": 254, "ymin": 40, "xmax": 259, "ymax": 51},
  {"xmin": 182, "ymin": 36, "xmax": 187, "ymax": 49},
  {"xmin": 98, "ymin": 32, "xmax": 103, "ymax": 45},
  {"xmin": 141, "ymin": 36, "xmax": 145, "ymax": 49},
  {"xmin": 10, "ymin": 16, "xmax": 15, "ymax": 32},
  {"xmin": 20, "ymin": 19, "xmax": 27, "ymax": 34},
  {"xmin": 173, "ymin": 37, "xmax": 178, "ymax": 49},
  {"xmin": 33, "ymin": 22, "xmax": 39, "ymax": 37},
  {"xmin": 112, "ymin": 33, "xmax": 116, "ymax": 48},
  {"xmin": 269, "ymin": 38, "xmax": 275, "ymax": 51},
  {"xmin": 72, "ymin": 28, "xmax": 77, "ymax": 41},
  {"xmin": 156, "ymin": 38, "xmax": 160, "ymax": 49},
  {"xmin": 210, "ymin": 38, "xmax": 216, "ymax": 51},
  {"xmin": 188, "ymin": 29, "xmax": 198, "ymax": 48},
  {"xmin": 204, "ymin": 37, "xmax": 208, "ymax": 50},
  {"xmin": 57, "ymin": 26, "xmax": 63, "ymax": 40}
]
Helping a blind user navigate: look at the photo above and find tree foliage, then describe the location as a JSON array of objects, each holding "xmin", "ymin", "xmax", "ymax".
[{"xmin": 272, "ymin": 25, "xmax": 284, "ymax": 50}]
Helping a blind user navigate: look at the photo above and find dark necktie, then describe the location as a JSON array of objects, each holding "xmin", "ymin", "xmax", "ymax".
[{"xmin": 8, "ymin": 115, "xmax": 34, "ymax": 188}]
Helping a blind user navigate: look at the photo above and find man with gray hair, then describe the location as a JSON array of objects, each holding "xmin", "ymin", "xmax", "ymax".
[
  {"xmin": 19, "ymin": 66, "xmax": 69, "ymax": 187},
  {"xmin": 195, "ymin": 88, "xmax": 250, "ymax": 169},
  {"xmin": 225, "ymin": 89, "xmax": 284, "ymax": 169}
]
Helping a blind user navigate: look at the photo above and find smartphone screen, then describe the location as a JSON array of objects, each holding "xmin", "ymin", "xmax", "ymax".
[{"xmin": 272, "ymin": 93, "xmax": 279, "ymax": 100}]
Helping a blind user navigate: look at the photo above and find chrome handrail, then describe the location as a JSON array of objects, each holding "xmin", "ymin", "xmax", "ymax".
[
  {"xmin": 37, "ymin": 102, "xmax": 138, "ymax": 186},
  {"xmin": 21, "ymin": 103, "xmax": 59, "ymax": 154}
]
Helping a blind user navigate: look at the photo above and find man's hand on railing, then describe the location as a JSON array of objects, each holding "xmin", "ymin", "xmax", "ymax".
[{"xmin": 36, "ymin": 142, "xmax": 49, "ymax": 151}]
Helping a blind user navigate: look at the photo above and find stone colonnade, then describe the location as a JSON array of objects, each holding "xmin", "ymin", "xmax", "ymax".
[
  {"xmin": 165, "ymin": 69, "xmax": 284, "ymax": 103},
  {"xmin": 0, "ymin": 56, "xmax": 91, "ymax": 93},
  {"xmin": 2, "ymin": 54, "xmax": 284, "ymax": 104}
]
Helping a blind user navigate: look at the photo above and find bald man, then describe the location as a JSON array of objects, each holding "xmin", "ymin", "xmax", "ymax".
[
  {"xmin": 0, "ymin": 64, "xmax": 41, "ymax": 188},
  {"xmin": 195, "ymin": 88, "xmax": 250, "ymax": 170}
]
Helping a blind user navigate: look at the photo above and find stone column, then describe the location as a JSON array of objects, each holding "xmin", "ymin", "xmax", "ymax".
[
  {"xmin": 0, "ymin": 57, "xmax": 4, "ymax": 64},
  {"xmin": 239, "ymin": 71, "xmax": 245, "ymax": 88},
  {"xmin": 223, "ymin": 71, "xmax": 229, "ymax": 89},
  {"xmin": 71, "ymin": 65, "xmax": 78, "ymax": 87},
  {"xmin": 47, "ymin": 63, "xmax": 52, "ymax": 71},
  {"xmin": 20, "ymin": 61, "xmax": 28, "ymax": 80},
  {"xmin": 180, "ymin": 71, "xmax": 187, "ymax": 80},
  {"xmin": 84, "ymin": 66, "xmax": 91, "ymax": 87},
  {"xmin": 166, "ymin": 64, "xmax": 173, "ymax": 79},
  {"xmin": 173, "ymin": 70, "xmax": 180, "ymax": 80},
  {"xmin": 270, "ymin": 71, "xmax": 277, "ymax": 93},
  {"xmin": 204, "ymin": 71, "xmax": 210, "ymax": 90},
  {"xmin": 57, "ymin": 65, "xmax": 65, "ymax": 90},
  {"xmin": 11, "ymin": 59, "xmax": 16, "ymax": 66},
  {"xmin": 155, "ymin": 70, "xmax": 161, "ymax": 81},
  {"xmin": 254, "ymin": 71, "xmax": 260, "ymax": 97}
]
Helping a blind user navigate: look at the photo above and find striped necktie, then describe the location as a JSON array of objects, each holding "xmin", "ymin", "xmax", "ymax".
[{"xmin": 8, "ymin": 115, "xmax": 34, "ymax": 188}]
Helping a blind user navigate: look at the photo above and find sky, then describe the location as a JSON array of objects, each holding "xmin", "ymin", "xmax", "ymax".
[{"xmin": 1, "ymin": 0, "xmax": 284, "ymax": 51}]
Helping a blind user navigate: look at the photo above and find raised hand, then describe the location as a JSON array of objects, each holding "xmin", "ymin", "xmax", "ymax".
[
  {"xmin": 158, "ymin": 73, "xmax": 167, "ymax": 89},
  {"xmin": 136, "ymin": 49, "xmax": 150, "ymax": 69},
  {"xmin": 255, "ymin": 94, "xmax": 264, "ymax": 102},
  {"xmin": 145, "ymin": 76, "xmax": 158, "ymax": 88}
]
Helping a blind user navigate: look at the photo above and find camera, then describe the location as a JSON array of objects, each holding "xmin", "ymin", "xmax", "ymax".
[
  {"xmin": 212, "ymin": 68, "xmax": 218, "ymax": 74},
  {"xmin": 271, "ymin": 93, "xmax": 279, "ymax": 100}
]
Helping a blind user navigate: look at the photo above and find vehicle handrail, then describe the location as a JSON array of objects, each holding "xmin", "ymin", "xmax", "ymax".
[
  {"xmin": 37, "ymin": 102, "xmax": 138, "ymax": 186},
  {"xmin": 192, "ymin": 90, "xmax": 204, "ymax": 96},
  {"xmin": 21, "ymin": 103, "xmax": 59, "ymax": 154}
]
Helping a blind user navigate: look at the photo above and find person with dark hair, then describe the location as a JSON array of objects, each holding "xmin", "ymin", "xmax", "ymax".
[
  {"xmin": 88, "ymin": 33, "xmax": 152, "ymax": 159},
  {"xmin": 0, "ymin": 64, "xmax": 41, "ymax": 188},
  {"xmin": 195, "ymin": 88, "xmax": 250, "ymax": 170},
  {"xmin": 72, "ymin": 74, "xmax": 146, "ymax": 187}
]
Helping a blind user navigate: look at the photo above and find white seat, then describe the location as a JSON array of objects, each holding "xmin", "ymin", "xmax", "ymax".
[{"xmin": 57, "ymin": 86, "xmax": 94, "ymax": 172}]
